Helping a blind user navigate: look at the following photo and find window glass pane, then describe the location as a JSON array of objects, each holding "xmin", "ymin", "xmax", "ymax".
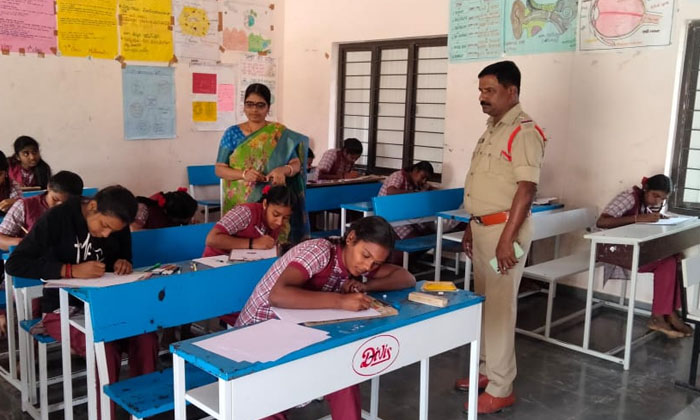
[
  {"xmin": 376, "ymin": 129, "xmax": 403, "ymax": 144},
  {"xmin": 345, "ymin": 75, "xmax": 371, "ymax": 89},
  {"xmin": 418, "ymin": 45, "xmax": 448, "ymax": 59},
  {"xmin": 378, "ymin": 103, "xmax": 405, "ymax": 117},
  {"xmin": 693, "ymin": 111, "xmax": 700, "ymax": 130},
  {"xmin": 415, "ymin": 103, "xmax": 445, "ymax": 118},
  {"xmin": 343, "ymin": 115, "xmax": 370, "ymax": 130},
  {"xmin": 376, "ymin": 143, "xmax": 403, "ymax": 158},
  {"xmin": 416, "ymin": 89, "xmax": 446, "ymax": 103},
  {"xmin": 377, "ymin": 116, "xmax": 404, "ymax": 131},
  {"xmin": 343, "ymin": 128, "xmax": 368, "ymax": 142},
  {"xmin": 344, "ymin": 102, "xmax": 369, "ymax": 115},
  {"xmin": 379, "ymin": 89, "xmax": 406, "ymax": 103},
  {"xmin": 685, "ymin": 168, "xmax": 700, "ymax": 190},
  {"xmin": 381, "ymin": 48, "xmax": 408, "ymax": 60},
  {"xmin": 414, "ymin": 146, "xmax": 443, "ymax": 162},
  {"xmin": 380, "ymin": 60, "xmax": 408, "ymax": 75},
  {"xmin": 417, "ymin": 58, "xmax": 447, "ymax": 74},
  {"xmin": 346, "ymin": 62, "xmax": 371, "ymax": 75},
  {"xmin": 694, "ymin": 91, "xmax": 700, "ymax": 110},
  {"xmin": 380, "ymin": 75, "xmax": 407, "ymax": 89},
  {"xmin": 683, "ymin": 188, "xmax": 699, "ymax": 203},
  {"xmin": 415, "ymin": 117, "xmax": 444, "ymax": 133},
  {"xmin": 346, "ymin": 51, "xmax": 371, "ymax": 62},
  {"xmin": 691, "ymin": 130, "xmax": 700, "ymax": 149},
  {"xmin": 417, "ymin": 74, "xmax": 447, "ymax": 89},
  {"xmin": 345, "ymin": 89, "xmax": 371, "ymax": 102},
  {"xmin": 357, "ymin": 155, "xmax": 368, "ymax": 165},
  {"xmin": 414, "ymin": 131, "xmax": 444, "ymax": 147},
  {"xmin": 376, "ymin": 157, "xmax": 403, "ymax": 169},
  {"xmin": 689, "ymin": 149, "xmax": 700, "ymax": 169}
]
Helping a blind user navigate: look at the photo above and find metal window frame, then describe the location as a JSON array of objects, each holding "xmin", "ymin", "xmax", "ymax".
[{"xmin": 336, "ymin": 36, "xmax": 447, "ymax": 181}]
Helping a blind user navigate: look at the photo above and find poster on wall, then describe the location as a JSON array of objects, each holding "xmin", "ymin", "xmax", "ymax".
[
  {"xmin": 122, "ymin": 66, "xmax": 176, "ymax": 140},
  {"xmin": 173, "ymin": 0, "xmax": 221, "ymax": 62},
  {"xmin": 222, "ymin": 0, "xmax": 274, "ymax": 55},
  {"xmin": 448, "ymin": 0, "xmax": 503, "ymax": 62},
  {"xmin": 237, "ymin": 54, "xmax": 276, "ymax": 122},
  {"xmin": 504, "ymin": 0, "xmax": 577, "ymax": 55},
  {"xmin": 579, "ymin": 0, "xmax": 675, "ymax": 50},
  {"xmin": 0, "ymin": 0, "xmax": 57, "ymax": 55},
  {"xmin": 57, "ymin": 0, "xmax": 118, "ymax": 59},
  {"xmin": 118, "ymin": 0, "xmax": 174, "ymax": 62},
  {"xmin": 190, "ymin": 63, "xmax": 237, "ymax": 131}
]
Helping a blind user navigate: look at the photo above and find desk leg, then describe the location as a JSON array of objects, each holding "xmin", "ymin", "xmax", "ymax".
[
  {"xmin": 623, "ymin": 245, "xmax": 641, "ymax": 371},
  {"xmin": 84, "ymin": 302, "xmax": 98, "ymax": 420},
  {"xmin": 95, "ymin": 340, "xmax": 111, "ymax": 420},
  {"xmin": 173, "ymin": 355, "xmax": 186, "ymax": 420},
  {"xmin": 5, "ymin": 274, "xmax": 18, "ymax": 385},
  {"xmin": 60, "ymin": 289, "xmax": 74, "ymax": 420},
  {"xmin": 583, "ymin": 241, "xmax": 597, "ymax": 350},
  {"xmin": 466, "ymin": 337, "xmax": 480, "ymax": 420},
  {"xmin": 341, "ymin": 208, "xmax": 347, "ymax": 236},
  {"xmin": 219, "ymin": 378, "xmax": 233, "ymax": 420},
  {"xmin": 419, "ymin": 359, "xmax": 429, "ymax": 420},
  {"xmin": 464, "ymin": 258, "xmax": 471, "ymax": 291},
  {"xmin": 369, "ymin": 376, "xmax": 380, "ymax": 419},
  {"xmin": 435, "ymin": 217, "xmax": 444, "ymax": 281}
]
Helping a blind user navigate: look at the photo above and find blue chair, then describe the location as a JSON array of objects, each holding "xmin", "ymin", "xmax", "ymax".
[
  {"xmin": 131, "ymin": 223, "xmax": 214, "ymax": 268},
  {"xmin": 23, "ymin": 187, "xmax": 98, "ymax": 199},
  {"xmin": 186, "ymin": 165, "xmax": 221, "ymax": 222},
  {"xmin": 306, "ymin": 182, "xmax": 382, "ymax": 238}
]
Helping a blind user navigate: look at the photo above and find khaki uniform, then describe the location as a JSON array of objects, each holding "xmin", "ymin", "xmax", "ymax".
[{"xmin": 464, "ymin": 103, "xmax": 546, "ymax": 397}]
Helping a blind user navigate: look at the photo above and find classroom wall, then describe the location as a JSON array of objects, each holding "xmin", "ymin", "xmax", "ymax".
[
  {"xmin": 0, "ymin": 1, "xmax": 286, "ymax": 197},
  {"xmin": 281, "ymin": 0, "xmax": 700, "ymax": 303}
]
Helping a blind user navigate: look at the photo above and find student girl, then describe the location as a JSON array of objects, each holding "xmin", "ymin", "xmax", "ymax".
[
  {"xmin": 203, "ymin": 185, "xmax": 293, "ymax": 257},
  {"xmin": 5, "ymin": 185, "xmax": 158, "ymax": 416},
  {"xmin": 8, "ymin": 136, "xmax": 52, "ymax": 189},
  {"xmin": 0, "ymin": 170, "xmax": 83, "ymax": 251},
  {"xmin": 0, "ymin": 150, "xmax": 22, "ymax": 214},
  {"xmin": 236, "ymin": 216, "xmax": 416, "ymax": 420},
  {"xmin": 130, "ymin": 188, "xmax": 198, "ymax": 231},
  {"xmin": 597, "ymin": 174, "xmax": 693, "ymax": 338}
]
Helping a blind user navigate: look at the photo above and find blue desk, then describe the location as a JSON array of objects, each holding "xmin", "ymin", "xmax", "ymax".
[
  {"xmin": 434, "ymin": 203, "xmax": 565, "ymax": 281},
  {"xmin": 339, "ymin": 201, "xmax": 374, "ymax": 235},
  {"xmin": 306, "ymin": 183, "xmax": 382, "ymax": 237},
  {"xmin": 171, "ymin": 284, "xmax": 484, "ymax": 420}
]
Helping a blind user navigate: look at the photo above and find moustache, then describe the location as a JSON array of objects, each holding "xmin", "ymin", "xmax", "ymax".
[{"xmin": 480, "ymin": 101, "xmax": 490, "ymax": 106}]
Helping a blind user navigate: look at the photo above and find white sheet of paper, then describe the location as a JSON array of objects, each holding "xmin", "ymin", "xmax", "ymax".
[
  {"xmin": 229, "ymin": 248, "xmax": 277, "ymax": 262},
  {"xmin": 192, "ymin": 255, "xmax": 232, "ymax": 268},
  {"xmin": 193, "ymin": 319, "xmax": 329, "ymax": 363},
  {"xmin": 533, "ymin": 197, "xmax": 558, "ymax": 205},
  {"xmin": 271, "ymin": 306, "xmax": 381, "ymax": 324},
  {"xmin": 42, "ymin": 272, "xmax": 149, "ymax": 288},
  {"xmin": 641, "ymin": 216, "xmax": 696, "ymax": 225}
]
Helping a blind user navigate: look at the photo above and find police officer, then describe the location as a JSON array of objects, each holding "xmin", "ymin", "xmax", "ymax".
[{"xmin": 455, "ymin": 61, "xmax": 546, "ymax": 414}]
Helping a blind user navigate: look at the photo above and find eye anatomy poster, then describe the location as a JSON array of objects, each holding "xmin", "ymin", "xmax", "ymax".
[
  {"xmin": 222, "ymin": 0, "xmax": 274, "ymax": 55},
  {"xmin": 173, "ymin": 0, "xmax": 221, "ymax": 62},
  {"xmin": 122, "ymin": 66, "xmax": 176, "ymax": 140},
  {"xmin": 191, "ymin": 63, "xmax": 237, "ymax": 131},
  {"xmin": 579, "ymin": 0, "xmax": 675, "ymax": 50}
]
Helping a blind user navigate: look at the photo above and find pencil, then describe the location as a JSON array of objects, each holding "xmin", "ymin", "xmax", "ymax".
[{"xmin": 20, "ymin": 225, "xmax": 28, "ymax": 234}]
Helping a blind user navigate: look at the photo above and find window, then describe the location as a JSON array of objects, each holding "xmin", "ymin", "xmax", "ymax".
[
  {"xmin": 336, "ymin": 37, "xmax": 447, "ymax": 180},
  {"xmin": 671, "ymin": 21, "xmax": 700, "ymax": 215}
]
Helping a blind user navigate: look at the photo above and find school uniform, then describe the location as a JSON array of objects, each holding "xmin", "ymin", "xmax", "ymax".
[
  {"xmin": 236, "ymin": 238, "xmax": 365, "ymax": 420},
  {"xmin": 8, "ymin": 160, "xmax": 36, "ymax": 188},
  {"xmin": 0, "ymin": 177, "xmax": 22, "ymax": 202},
  {"xmin": 601, "ymin": 186, "xmax": 680, "ymax": 315},
  {"xmin": 0, "ymin": 193, "xmax": 50, "ymax": 237},
  {"xmin": 317, "ymin": 148, "xmax": 355, "ymax": 178},
  {"xmin": 134, "ymin": 194, "xmax": 181, "ymax": 229},
  {"xmin": 5, "ymin": 197, "xmax": 158, "ymax": 412},
  {"xmin": 202, "ymin": 203, "xmax": 280, "ymax": 257},
  {"xmin": 378, "ymin": 169, "xmax": 431, "ymax": 239}
]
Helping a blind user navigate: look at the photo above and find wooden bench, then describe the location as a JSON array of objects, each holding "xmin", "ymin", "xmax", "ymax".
[
  {"xmin": 517, "ymin": 207, "xmax": 599, "ymax": 341},
  {"xmin": 305, "ymin": 182, "xmax": 382, "ymax": 238},
  {"xmin": 77, "ymin": 259, "xmax": 277, "ymax": 420},
  {"xmin": 372, "ymin": 188, "xmax": 464, "ymax": 270}
]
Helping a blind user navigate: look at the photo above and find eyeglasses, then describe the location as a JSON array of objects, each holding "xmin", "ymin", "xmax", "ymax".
[{"xmin": 244, "ymin": 101, "xmax": 268, "ymax": 110}]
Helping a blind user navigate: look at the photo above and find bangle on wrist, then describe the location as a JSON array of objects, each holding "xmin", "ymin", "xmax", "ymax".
[
  {"xmin": 242, "ymin": 169, "xmax": 249, "ymax": 180},
  {"xmin": 65, "ymin": 264, "xmax": 72, "ymax": 279},
  {"xmin": 285, "ymin": 165, "xmax": 294, "ymax": 176}
]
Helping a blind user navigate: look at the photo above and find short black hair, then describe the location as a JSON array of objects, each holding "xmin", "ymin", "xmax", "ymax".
[
  {"xmin": 478, "ymin": 61, "xmax": 521, "ymax": 94},
  {"xmin": 48, "ymin": 171, "xmax": 84, "ymax": 196},
  {"xmin": 0, "ymin": 150, "xmax": 8, "ymax": 172},
  {"xmin": 343, "ymin": 138, "xmax": 363, "ymax": 155},
  {"xmin": 343, "ymin": 216, "xmax": 395, "ymax": 250},
  {"xmin": 93, "ymin": 185, "xmax": 138, "ymax": 224},
  {"xmin": 244, "ymin": 83, "xmax": 271, "ymax": 106},
  {"xmin": 307, "ymin": 148, "xmax": 315, "ymax": 160},
  {"xmin": 162, "ymin": 190, "xmax": 198, "ymax": 220},
  {"xmin": 407, "ymin": 161, "xmax": 434, "ymax": 176},
  {"xmin": 260, "ymin": 185, "xmax": 296, "ymax": 207},
  {"xmin": 644, "ymin": 174, "xmax": 673, "ymax": 193}
]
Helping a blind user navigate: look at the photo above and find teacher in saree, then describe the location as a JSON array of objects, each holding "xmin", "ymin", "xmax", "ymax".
[{"xmin": 215, "ymin": 83, "xmax": 310, "ymax": 244}]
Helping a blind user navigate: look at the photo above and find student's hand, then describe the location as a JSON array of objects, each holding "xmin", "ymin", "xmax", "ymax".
[
  {"xmin": 266, "ymin": 167, "xmax": 288, "ymax": 186},
  {"xmin": 113, "ymin": 259, "xmax": 133, "ymax": 275},
  {"xmin": 495, "ymin": 236, "xmax": 518, "ymax": 274},
  {"xmin": 253, "ymin": 235, "xmax": 276, "ymax": 249},
  {"xmin": 462, "ymin": 224, "xmax": 473, "ymax": 259},
  {"xmin": 243, "ymin": 168, "xmax": 266, "ymax": 183},
  {"xmin": 0, "ymin": 199, "xmax": 14, "ymax": 212},
  {"xmin": 341, "ymin": 279, "xmax": 366, "ymax": 294},
  {"xmin": 345, "ymin": 171, "xmax": 360, "ymax": 179},
  {"xmin": 72, "ymin": 261, "xmax": 106, "ymax": 278},
  {"xmin": 636, "ymin": 213, "xmax": 661, "ymax": 223},
  {"xmin": 339, "ymin": 293, "xmax": 372, "ymax": 311}
]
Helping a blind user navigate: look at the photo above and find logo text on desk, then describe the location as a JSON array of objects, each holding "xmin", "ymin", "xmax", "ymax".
[{"xmin": 352, "ymin": 335, "xmax": 400, "ymax": 376}]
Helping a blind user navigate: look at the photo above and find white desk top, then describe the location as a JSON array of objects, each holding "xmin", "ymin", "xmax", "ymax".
[{"xmin": 584, "ymin": 218, "xmax": 700, "ymax": 245}]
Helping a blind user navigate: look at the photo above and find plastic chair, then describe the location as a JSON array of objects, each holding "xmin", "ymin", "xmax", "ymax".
[{"xmin": 186, "ymin": 165, "xmax": 221, "ymax": 222}]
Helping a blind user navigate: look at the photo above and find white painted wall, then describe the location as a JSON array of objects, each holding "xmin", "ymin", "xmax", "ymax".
[
  {"xmin": 281, "ymin": 0, "xmax": 700, "ymax": 303},
  {"xmin": 0, "ymin": 2, "xmax": 285, "ymax": 197}
]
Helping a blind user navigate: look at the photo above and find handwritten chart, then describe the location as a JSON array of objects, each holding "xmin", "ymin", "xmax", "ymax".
[
  {"xmin": 237, "ymin": 54, "xmax": 276, "ymax": 121},
  {"xmin": 122, "ymin": 66, "xmax": 176, "ymax": 139},
  {"xmin": 222, "ymin": 0, "xmax": 274, "ymax": 54},
  {"xmin": 118, "ymin": 0, "xmax": 173, "ymax": 62},
  {"xmin": 449, "ymin": 0, "xmax": 503, "ymax": 62},
  {"xmin": 173, "ymin": 0, "xmax": 220, "ymax": 62},
  {"xmin": 0, "ymin": 0, "xmax": 57, "ymax": 55},
  {"xmin": 57, "ymin": 0, "xmax": 118, "ymax": 59}
]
